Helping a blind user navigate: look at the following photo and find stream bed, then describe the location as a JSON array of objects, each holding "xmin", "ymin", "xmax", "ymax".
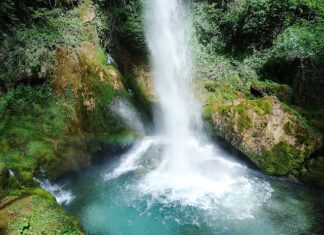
[{"xmin": 55, "ymin": 137, "xmax": 324, "ymax": 235}]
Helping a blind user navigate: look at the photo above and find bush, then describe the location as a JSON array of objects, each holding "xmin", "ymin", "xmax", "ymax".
[
  {"xmin": 262, "ymin": 19, "xmax": 324, "ymax": 106},
  {"xmin": 0, "ymin": 7, "xmax": 82, "ymax": 91},
  {"xmin": 96, "ymin": 0, "xmax": 146, "ymax": 54},
  {"xmin": 193, "ymin": 0, "xmax": 323, "ymax": 55},
  {"xmin": 193, "ymin": 0, "xmax": 324, "ymax": 108}
]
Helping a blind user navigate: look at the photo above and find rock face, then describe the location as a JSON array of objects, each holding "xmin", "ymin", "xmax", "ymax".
[
  {"xmin": 209, "ymin": 96, "xmax": 321, "ymax": 176},
  {"xmin": 49, "ymin": 41, "xmax": 132, "ymax": 179}
]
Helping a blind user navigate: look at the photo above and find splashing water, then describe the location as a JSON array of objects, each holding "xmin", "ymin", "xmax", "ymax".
[{"xmin": 39, "ymin": 179, "xmax": 74, "ymax": 205}]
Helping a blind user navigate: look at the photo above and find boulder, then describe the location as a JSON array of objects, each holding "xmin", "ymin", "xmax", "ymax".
[{"xmin": 209, "ymin": 96, "xmax": 321, "ymax": 175}]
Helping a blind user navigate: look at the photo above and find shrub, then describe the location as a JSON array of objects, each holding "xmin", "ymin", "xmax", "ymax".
[{"xmin": 0, "ymin": 7, "xmax": 82, "ymax": 91}]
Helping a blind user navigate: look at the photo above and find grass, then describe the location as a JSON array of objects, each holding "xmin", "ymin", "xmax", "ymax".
[
  {"xmin": 79, "ymin": 0, "xmax": 92, "ymax": 21},
  {"xmin": 1, "ymin": 192, "xmax": 82, "ymax": 234},
  {"xmin": 0, "ymin": 83, "xmax": 73, "ymax": 187}
]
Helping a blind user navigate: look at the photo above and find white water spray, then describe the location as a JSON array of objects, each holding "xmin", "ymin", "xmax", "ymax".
[
  {"xmin": 105, "ymin": 0, "xmax": 273, "ymax": 220},
  {"xmin": 110, "ymin": 98, "xmax": 146, "ymax": 135},
  {"xmin": 39, "ymin": 179, "xmax": 74, "ymax": 205}
]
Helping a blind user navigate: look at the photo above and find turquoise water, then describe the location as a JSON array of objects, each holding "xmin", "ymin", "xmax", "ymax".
[{"xmin": 59, "ymin": 140, "xmax": 324, "ymax": 235}]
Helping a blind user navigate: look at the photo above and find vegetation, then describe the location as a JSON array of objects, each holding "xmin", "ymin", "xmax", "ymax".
[
  {"xmin": 94, "ymin": 0, "xmax": 145, "ymax": 54},
  {"xmin": 0, "ymin": 0, "xmax": 144, "ymax": 232},
  {"xmin": 193, "ymin": 0, "xmax": 324, "ymax": 107},
  {"xmin": 0, "ymin": 1, "xmax": 82, "ymax": 193},
  {"xmin": 0, "ymin": 83, "xmax": 74, "ymax": 189},
  {"xmin": 0, "ymin": 1, "xmax": 82, "ymax": 90},
  {"xmin": 261, "ymin": 141, "xmax": 303, "ymax": 175},
  {"xmin": 0, "ymin": 192, "xmax": 82, "ymax": 234},
  {"xmin": 193, "ymin": 1, "xmax": 323, "ymax": 182}
]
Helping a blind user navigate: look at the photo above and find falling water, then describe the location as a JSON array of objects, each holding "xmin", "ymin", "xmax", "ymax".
[{"xmin": 145, "ymin": 0, "xmax": 200, "ymax": 138}]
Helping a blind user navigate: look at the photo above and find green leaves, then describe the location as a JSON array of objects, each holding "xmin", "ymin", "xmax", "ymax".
[
  {"xmin": 106, "ymin": 0, "xmax": 146, "ymax": 53},
  {"xmin": 273, "ymin": 19, "xmax": 324, "ymax": 60},
  {"xmin": 194, "ymin": 0, "xmax": 323, "ymax": 55},
  {"xmin": 0, "ymin": 7, "xmax": 82, "ymax": 90},
  {"xmin": 193, "ymin": 0, "xmax": 324, "ymax": 107}
]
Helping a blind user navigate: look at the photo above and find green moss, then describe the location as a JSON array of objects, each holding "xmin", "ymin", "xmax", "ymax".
[
  {"xmin": 79, "ymin": 0, "xmax": 92, "ymax": 20},
  {"xmin": 231, "ymin": 98, "xmax": 272, "ymax": 131},
  {"xmin": 30, "ymin": 188, "xmax": 56, "ymax": 201},
  {"xmin": 77, "ymin": 62, "xmax": 127, "ymax": 137},
  {"xmin": 251, "ymin": 80, "xmax": 294, "ymax": 103},
  {"xmin": 260, "ymin": 142, "xmax": 303, "ymax": 175},
  {"xmin": 284, "ymin": 121, "xmax": 294, "ymax": 135},
  {"xmin": 253, "ymin": 98, "xmax": 272, "ymax": 115},
  {"xmin": 96, "ymin": 47, "xmax": 108, "ymax": 67},
  {"xmin": 281, "ymin": 104, "xmax": 319, "ymax": 146},
  {"xmin": 0, "ymin": 83, "xmax": 76, "ymax": 189},
  {"xmin": 203, "ymin": 105, "xmax": 217, "ymax": 119},
  {"xmin": 1, "ymin": 194, "xmax": 82, "ymax": 234},
  {"xmin": 237, "ymin": 112, "xmax": 252, "ymax": 131},
  {"xmin": 201, "ymin": 74, "xmax": 248, "ymax": 106}
]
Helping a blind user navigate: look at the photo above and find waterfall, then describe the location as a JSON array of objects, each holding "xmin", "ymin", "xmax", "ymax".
[
  {"xmin": 104, "ymin": 0, "xmax": 273, "ymax": 220},
  {"xmin": 143, "ymin": 0, "xmax": 209, "ymax": 183},
  {"xmin": 145, "ymin": 0, "xmax": 200, "ymax": 139}
]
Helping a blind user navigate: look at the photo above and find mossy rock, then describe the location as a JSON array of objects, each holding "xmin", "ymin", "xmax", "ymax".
[
  {"xmin": 46, "ymin": 41, "xmax": 138, "ymax": 179},
  {"xmin": 0, "ymin": 190, "xmax": 83, "ymax": 234},
  {"xmin": 250, "ymin": 79, "xmax": 293, "ymax": 104},
  {"xmin": 259, "ymin": 142, "xmax": 303, "ymax": 175},
  {"xmin": 209, "ymin": 96, "xmax": 321, "ymax": 176}
]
